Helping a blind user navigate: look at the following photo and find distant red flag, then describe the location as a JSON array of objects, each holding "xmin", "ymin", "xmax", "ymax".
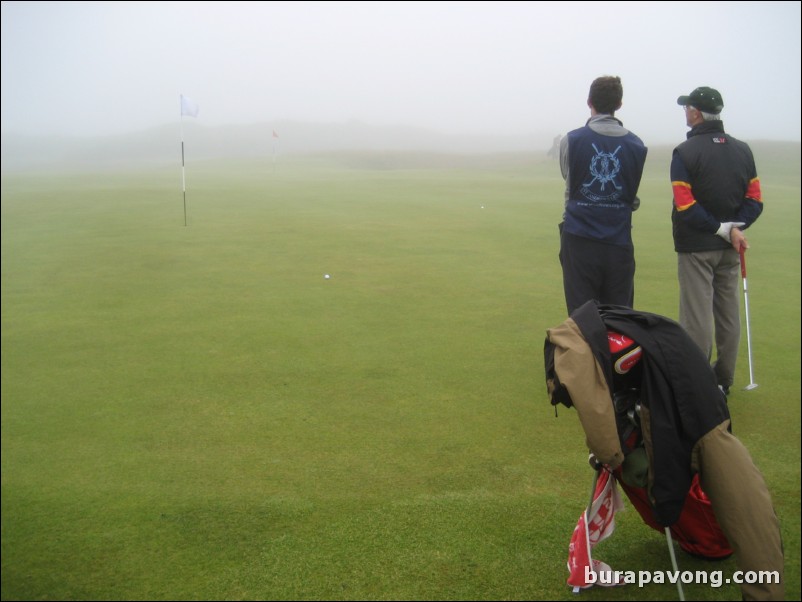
[{"xmin": 273, "ymin": 130, "xmax": 279, "ymax": 138}]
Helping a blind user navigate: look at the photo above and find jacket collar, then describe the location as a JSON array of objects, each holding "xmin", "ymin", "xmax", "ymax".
[
  {"xmin": 587, "ymin": 114, "xmax": 624, "ymax": 127},
  {"xmin": 687, "ymin": 120, "xmax": 726, "ymax": 139}
]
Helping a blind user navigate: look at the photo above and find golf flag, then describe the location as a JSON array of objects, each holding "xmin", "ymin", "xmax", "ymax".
[
  {"xmin": 179, "ymin": 94, "xmax": 199, "ymax": 226},
  {"xmin": 181, "ymin": 94, "xmax": 199, "ymax": 118},
  {"xmin": 566, "ymin": 469, "xmax": 624, "ymax": 591}
]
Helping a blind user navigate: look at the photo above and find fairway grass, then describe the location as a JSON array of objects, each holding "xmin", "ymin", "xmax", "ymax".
[{"xmin": 2, "ymin": 146, "xmax": 799, "ymax": 600}]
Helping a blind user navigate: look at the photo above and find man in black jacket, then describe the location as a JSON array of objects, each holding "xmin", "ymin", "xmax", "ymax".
[{"xmin": 671, "ymin": 86, "xmax": 763, "ymax": 395}]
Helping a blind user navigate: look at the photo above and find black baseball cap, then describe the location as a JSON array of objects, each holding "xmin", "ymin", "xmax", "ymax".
[{"xmin": 677, "ymin": 86, "xmax": 724, "ymax": 114}]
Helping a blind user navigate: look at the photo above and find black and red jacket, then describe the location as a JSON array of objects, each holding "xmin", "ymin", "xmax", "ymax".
[{"xmin": 670, "ymin": 120, "xmax": 763, "ymax": 253}]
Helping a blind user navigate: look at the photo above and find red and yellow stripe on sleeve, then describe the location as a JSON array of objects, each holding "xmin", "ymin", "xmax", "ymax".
[
  {"xmin": 746, "ymin": 177, "xmax": 762, "ymax": 202},
  {"xmin": 672, "ymin": 181, "xmax": 696, "ymax": 211}
]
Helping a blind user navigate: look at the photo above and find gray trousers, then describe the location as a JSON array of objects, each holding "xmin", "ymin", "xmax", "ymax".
[{"xmin": 677, "ymin": 250, "xmax": 741, "ymax": 388}]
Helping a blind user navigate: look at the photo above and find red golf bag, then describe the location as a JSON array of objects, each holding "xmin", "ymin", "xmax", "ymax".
[{"xmin": 608, "ymin": 330, "xmax": 732, "ymax": 559}]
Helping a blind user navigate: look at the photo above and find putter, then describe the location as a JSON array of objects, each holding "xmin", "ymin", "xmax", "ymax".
[{"xmin": 739, "ymin": 246, "xmax": 759, "ymax": 390}]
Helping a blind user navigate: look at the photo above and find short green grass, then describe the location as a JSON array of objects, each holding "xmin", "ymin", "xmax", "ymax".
[{"xmin": 2, "ymin": 145, "xmax": 799, "ymax": 600}]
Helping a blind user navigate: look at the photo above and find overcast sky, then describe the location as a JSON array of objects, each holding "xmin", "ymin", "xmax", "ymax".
[{"xmin": 2, "ymin": 1, "xmax": 800, "ymax": 145}]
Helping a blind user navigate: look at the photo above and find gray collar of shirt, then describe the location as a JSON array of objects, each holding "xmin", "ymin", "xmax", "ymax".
[{"xmin": 587, "ymin": 114, "xmax": 629, "ymax": 137}]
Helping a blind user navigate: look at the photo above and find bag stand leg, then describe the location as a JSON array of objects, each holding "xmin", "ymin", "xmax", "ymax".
[{"xmin": 665, "ymin": 527, "xmax": 686, "ymax": 601}]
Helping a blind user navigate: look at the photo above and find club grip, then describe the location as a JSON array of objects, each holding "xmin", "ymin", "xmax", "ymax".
[{"xmin": 739, "ymin": 246, "xmax": 747, "ymax": 279}]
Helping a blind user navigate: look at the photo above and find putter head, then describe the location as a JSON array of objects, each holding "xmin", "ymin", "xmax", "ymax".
[{"xmin": 744, "ymin": 383, "xmax": 759, "ymax": 391}]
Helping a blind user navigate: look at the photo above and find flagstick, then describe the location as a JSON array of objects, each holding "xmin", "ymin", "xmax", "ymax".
[
  {"xmin": 272, "ymin": 130, "xmax": 279, "ymax": 172},
  {"xmin": 178, "ymin": 94, "xmax": 199, "ymax": 226},
  {"xmin": 180, "ymin": 105, "xmax": 188, "ymax": 227}
]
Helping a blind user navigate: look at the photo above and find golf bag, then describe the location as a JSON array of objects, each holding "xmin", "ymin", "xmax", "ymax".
[
  {"xmin": 545, "ymin": 301, "xmax": 785, "ymax": 600},
  {"xmin": 604, "ymin": 332, "xmax": 731, "ymax": 558},
  {"xmin": 576, "ymin": 328, "xmax": 732, "ymax": 558}
]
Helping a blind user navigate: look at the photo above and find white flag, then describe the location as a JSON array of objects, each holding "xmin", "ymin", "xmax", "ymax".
[{"xmin": 180, "ymin": 94, "xmax": 199, "ymax": 118}]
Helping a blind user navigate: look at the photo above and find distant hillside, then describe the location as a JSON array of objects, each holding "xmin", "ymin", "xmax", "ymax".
[
  {"xmin": 1, "ymin": 121, "xmax": 556, "ymax": 172},
  {"xmin": 2, "ymin": 123, "xmax": 798, "ymax": 176}
]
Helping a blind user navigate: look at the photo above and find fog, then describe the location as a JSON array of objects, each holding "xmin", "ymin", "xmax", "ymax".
[{"xmin": 2, "ymin": 1, "xmax": 800, "ymax": 147}]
